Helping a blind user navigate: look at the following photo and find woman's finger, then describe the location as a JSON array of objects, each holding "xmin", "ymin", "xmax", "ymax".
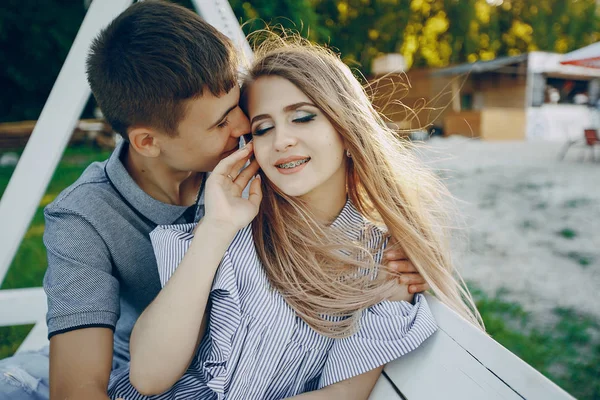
[
  {"xmin": 212, "ymin": 143, "xmax": 253, "ymax": 177},
  {"xmin": 235, "ymin": 159, "xmax": 260, "ymax": 188},
  {"xmin": 229, "ymin": 153, "xmax": 253, "ymax": 180},
  {"xmin": 248, "ymin": 174, "xmax": 263, "ymax": 206},
  {"xmin": 248, "ymin": 174, "xmax": 263, "ymax": 208}
]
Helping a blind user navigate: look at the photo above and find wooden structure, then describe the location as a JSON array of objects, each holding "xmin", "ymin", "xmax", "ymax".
[
  {"xmin": 0, "ymin": 1, "xmax": 576, "ymax": 399},
  {"xmin": 372, "ymin": 51, "xmax": 600, "ymax": 141},
  {"xmin": 0, "ymin": 119, "xmax": 114, "ymax": 149}
]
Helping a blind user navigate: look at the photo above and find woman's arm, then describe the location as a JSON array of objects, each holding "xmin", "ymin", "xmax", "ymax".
[
  {"xmin": 128, "ymin": 144, "xmax": 262, "ymax": 395},
  {"xmin": 288, "ymin": 367, "xmax": 384, "ymax": 400},
  {"xmin": 129, "ymin": 218, "xmax": 239, "ymax": 395}
]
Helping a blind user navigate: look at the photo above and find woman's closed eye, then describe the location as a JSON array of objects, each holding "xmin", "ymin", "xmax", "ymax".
[
  {"xmin": 252, "ymin": 122, "xmax": 274, "ymax": 136},
  {"xmin": 252, "ymin": 111, "xmax": 317, "ymax": 136},
  {"xmin": 292, "ymin": 110, "xmax": 316, "ymax": 123}
]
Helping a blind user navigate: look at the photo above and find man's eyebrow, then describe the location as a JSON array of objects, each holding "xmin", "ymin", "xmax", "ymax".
[
  {"xmin": 208, "ymin": 104, "xmax": 238, "ymax": 129},
  {"xmin": 251, "ymin": 102, "xmax": 316, "ymax": 125}
]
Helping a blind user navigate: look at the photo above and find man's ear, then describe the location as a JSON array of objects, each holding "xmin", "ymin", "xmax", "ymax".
[{"xmin": 128, "ymin": 127, "xmax": 161, "ymax": 158}]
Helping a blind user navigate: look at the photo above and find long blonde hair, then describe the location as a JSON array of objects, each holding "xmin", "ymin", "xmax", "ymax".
[{"xmin": 241, "ymin": 34, "xmax": 484, "ymax": 337}]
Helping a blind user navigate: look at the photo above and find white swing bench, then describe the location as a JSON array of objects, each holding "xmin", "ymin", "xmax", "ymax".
[{"xmin": 0, "ymin": 1, "xmax": 574, "ymax": 399}]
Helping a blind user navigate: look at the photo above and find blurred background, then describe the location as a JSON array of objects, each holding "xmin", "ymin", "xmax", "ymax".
[{"xmin": 1, "ymin": 0, "xmax": 599, "ymax": 398}]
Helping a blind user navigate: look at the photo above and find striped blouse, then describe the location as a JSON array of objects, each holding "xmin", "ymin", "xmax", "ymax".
[{"xmin": 108, "ymin": 200, "xmax": 437, "ymax": 400}]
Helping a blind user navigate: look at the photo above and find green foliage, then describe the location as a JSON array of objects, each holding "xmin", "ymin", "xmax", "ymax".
[
  {"xmin": 2, "ymin": 1, "xmax": 600, "ymax": 121},
  {"xmin": 0, "ymin": 0, "xmax": 87, "ymax": 122}
]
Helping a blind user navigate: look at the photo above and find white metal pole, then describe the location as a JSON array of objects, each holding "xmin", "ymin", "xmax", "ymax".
[
  {"xmin": 0, "ymin": 0, "xmax": 133, "ymax": 284},
  {"xmin": 190, "ymin": 0, "xmax": 253, "ymax": 62}
]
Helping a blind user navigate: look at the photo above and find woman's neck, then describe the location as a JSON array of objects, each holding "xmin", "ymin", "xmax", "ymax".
[{"xmin": 300, "ymin": 185, "xmax": 347, "ymax": 224}]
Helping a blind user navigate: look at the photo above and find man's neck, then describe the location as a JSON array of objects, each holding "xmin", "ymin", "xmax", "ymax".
[{"xmin": 123, "ymin": 145, "xmax": 203, "ymax": 207}]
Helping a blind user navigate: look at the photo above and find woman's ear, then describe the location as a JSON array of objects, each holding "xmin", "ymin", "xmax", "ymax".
[{"xmin": 128, "ymin": 127, "xmax": 161, "ymax": 158}]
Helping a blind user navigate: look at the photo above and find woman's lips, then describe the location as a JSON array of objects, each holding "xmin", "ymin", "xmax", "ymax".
[{"xmin": 275, "ymin": 159, "xmax": 310, "ymax": 175}]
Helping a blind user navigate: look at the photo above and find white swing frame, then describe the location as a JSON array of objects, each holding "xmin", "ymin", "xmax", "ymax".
[{"xmin": 0, "ymin": 1, "xmax": 575, "ymax": 398}]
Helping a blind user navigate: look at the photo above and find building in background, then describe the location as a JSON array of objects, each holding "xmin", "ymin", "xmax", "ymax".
[{"xmin": 370, "ymin": 46, "xmax": 600, "ymax": 141}]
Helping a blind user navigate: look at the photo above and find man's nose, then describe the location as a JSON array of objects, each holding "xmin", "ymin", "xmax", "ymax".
[{"xmin": 231, "ymin": 110, "xmax": 250, "ymax": 138}]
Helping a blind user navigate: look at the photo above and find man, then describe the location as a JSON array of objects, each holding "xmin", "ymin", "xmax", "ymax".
[{"xmin": 0, "ymin": 2, "xmax": 428, "ymax": 399}]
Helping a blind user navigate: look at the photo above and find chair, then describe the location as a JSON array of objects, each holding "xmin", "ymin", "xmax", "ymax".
[{"xmin": 559, "ymin": 128, "xmax": 600, "ymax": 162}]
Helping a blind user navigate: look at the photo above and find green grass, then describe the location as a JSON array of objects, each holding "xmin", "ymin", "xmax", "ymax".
[
  {"xmin": 471, "ymin": 285, "xmax": 600, "ymax": 400},
  {"xmin": 0, "ymin": 146, "xmax": 598, "ymax": 399},
  {"xmin": 0, "ymin": 145, "xmax": 111, "ymax": 359},
  {"xmin": 558, "ymin": 228, "xmax": 577, "ymax": 239}
]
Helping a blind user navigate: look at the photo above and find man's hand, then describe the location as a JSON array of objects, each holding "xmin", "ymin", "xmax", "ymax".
[{"xmin": 383, "ymin": 239, "xmax": 430, "ymax": 294}]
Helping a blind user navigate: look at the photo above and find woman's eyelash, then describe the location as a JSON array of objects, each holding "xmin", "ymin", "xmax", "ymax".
[
  {"xmin": 293, "ymin": 114, "xmax": 316, "ymax": 123},
  {"xmin": 253, "ymin": 126, "xmax": 272, "ymax": 136},
  {"xmin": 252, "ymin": 113, "xmax": 316, "ymax": 136}
]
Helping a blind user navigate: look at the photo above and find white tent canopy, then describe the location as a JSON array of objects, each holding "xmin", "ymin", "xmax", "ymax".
[{"xmin": 561, "ymin": 41, "xmax": 600, "ymax": 68}]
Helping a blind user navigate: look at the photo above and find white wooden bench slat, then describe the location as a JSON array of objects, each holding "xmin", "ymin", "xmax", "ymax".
[
  {"xmin": 367, "ymin": 295, "xmax": 575, "ymax": 400},
  {"xmin": 16, "ymin": 319, "xmax": 48, "ymax": 354},
  {"xmin": 426, "ymin": 295, "xmax": 573, "ymax": 399},
  {"xmin": 378, "ymin": 329, "xmax": 522, "ymax": 399},
  {"xmin": 0, "ymin": 287, "xmax": 46, "ymax": 327}
]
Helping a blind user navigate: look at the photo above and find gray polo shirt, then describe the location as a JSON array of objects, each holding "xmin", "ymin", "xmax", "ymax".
[{"xmin": 43, "ymin": 140, "xmax": 204, "ymax": 369}]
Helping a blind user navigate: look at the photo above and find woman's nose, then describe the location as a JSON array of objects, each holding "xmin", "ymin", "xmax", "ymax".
[{"xmin": 273, "ymin": 129, "xmax": 297, "ymax": 152}]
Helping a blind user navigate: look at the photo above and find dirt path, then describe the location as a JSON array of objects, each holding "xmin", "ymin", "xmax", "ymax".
[{"xmin": 420, "ymin": 137, "xmax": 600, "ymax": 323}]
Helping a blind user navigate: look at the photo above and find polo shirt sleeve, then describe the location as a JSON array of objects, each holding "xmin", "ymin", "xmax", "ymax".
[{"xmin": 43, "ymin": 207, "xmax": 120, "ymax": 338}]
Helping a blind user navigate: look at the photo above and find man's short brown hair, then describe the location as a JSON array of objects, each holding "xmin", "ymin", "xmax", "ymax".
[{"xmin": 86, "ymin": 0, "xmax": 239, "ymax": 140}]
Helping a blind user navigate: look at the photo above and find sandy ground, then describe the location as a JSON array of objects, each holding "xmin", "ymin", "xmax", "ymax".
[{"xmin": 418, "ymin": 136, "xmax": 600, "ymax": 324}]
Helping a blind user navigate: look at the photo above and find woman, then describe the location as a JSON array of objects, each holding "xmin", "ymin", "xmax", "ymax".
[{"xmin": 108, "ymin": 36, "xmax": 483, "ymax": 400}]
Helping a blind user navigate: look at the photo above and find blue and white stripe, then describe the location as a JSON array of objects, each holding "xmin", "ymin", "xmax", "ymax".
[{"xmin": 108, "ymin": 200, "xmax": 437, "ymax": 400}]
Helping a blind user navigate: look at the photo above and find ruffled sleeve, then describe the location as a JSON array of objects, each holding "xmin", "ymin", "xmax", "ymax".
[
  {"xmin": 318, "ymin": 293, "xmax": 437, "ymax": 388},
  {"xmin": 149, "ymin": 223, "xmax": 196, "ymax": 287}
]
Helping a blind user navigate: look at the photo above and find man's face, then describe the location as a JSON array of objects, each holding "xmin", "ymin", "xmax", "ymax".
[{"xmin": 156, "ymin": 85, "xmax": 250, "ymax": 173}]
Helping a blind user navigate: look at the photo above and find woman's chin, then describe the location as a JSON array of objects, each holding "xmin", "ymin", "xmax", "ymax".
[{"xmin": 270, "ymin": 181, "xmax": 312, "ymax": 199}]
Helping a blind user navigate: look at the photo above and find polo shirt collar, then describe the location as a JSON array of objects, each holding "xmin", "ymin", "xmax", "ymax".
[{"xmin": 105, "ymin": 140, "xmax": 200, "ymax": 225}]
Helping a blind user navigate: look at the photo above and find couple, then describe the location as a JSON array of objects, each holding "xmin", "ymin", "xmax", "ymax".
[{"xmin": 0, "ymin": 1, "xmax": 482, "ymax": 399}]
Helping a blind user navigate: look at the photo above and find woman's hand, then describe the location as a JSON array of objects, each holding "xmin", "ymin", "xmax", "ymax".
[{"xmin": 203, "ymin": 143, "xmax": 263, "ymax": 232}]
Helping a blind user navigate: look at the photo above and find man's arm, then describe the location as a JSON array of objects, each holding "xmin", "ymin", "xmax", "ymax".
[
  {"xmin": 49, "ymin": 327, "xmax": 114, "ymax": 400},
  {"xmin": 44, "ymin": 207, "xmax": 121, "ymax": 399},
  {"xmin": 288, "ymin": 367, "xmax": 383, "ymax": 400}
]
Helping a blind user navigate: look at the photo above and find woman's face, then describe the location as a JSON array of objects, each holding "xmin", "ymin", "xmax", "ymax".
[{"xmin": 247, "ymin": 76, "xmax": 347, "ymax": 205}]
